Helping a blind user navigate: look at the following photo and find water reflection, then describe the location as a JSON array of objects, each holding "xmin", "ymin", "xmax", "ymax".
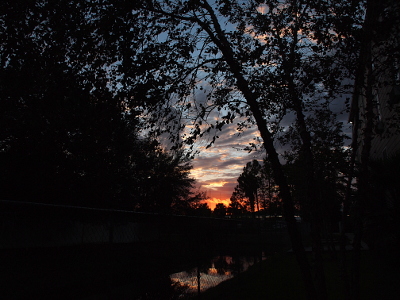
[
  {"xmin": 170, "ymin": 254, "xmax": 265, "ymax": 296},
  {"xmin": 79, "ymin": 254, "xmax": 265, "ymax": 299}
]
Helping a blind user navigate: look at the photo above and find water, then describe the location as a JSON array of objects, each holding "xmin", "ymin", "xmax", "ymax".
[
  {"xmin": 79, "ymin": 252, "xmax": 266, "ymax": 299},
  {"xmin": 169, "ymin": 254, "xmax": 266, "ymax": 297}
]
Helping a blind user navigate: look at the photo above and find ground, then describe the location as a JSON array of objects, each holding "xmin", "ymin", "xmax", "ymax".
[{"xmin": 197, "ymin": 249, "xmax": 400, "ymax": 300}]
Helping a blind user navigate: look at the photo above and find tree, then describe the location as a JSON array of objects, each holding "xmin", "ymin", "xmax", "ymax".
[
  {"xmin": 191, "ymin": 202, "xmax": 213, "ymax": 217},
  {"xmin": 228, "ymin": 188, "xmax": 249, "ymax": 217},
  {"xmin": 1, "ymin": 1, "xmax": 369, "ymax": 298},
  {"xmin": 0, "ymin": 0, "xmax": 199, "ymax": 212},
  {"xmin": 236, "ymin": 160, "xmax": 261, "ymax": 214},
  {"xmin": 231, "ymin": 158, "xmax": 282, "ymax": 217},
  {"xmin": 118, "ymin": 1, "xmax": 365, "ymax": 298},
  {"xmin": 281, "ymin": 109, "xmax": 350, "ymax": 224},
  {"xmin": 135, "ymin": 148, "xmax": 197, "ymax": 213},
  {"xmin": 258, "ymin": 157, "xmax": 280, "ymax": 216},
  {"xmin": 347, "ymin": 1, "xmax": 400, "ymax": 298},
  {"xmin": 213, "ymin": 203, "xmax": 227, "ymax": 218},
  {"xmin": 1, "ymin": 0, "xmax": 138, "ymax": 208}
]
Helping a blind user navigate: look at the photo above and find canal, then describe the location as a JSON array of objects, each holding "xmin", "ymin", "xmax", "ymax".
[
  {"xmin": 81, "ymin": 250, "xmax": 267, "ymax": 299},
  {"xmin": 1, "ymin": 201, "xmax": 291, "ymax": 299}
]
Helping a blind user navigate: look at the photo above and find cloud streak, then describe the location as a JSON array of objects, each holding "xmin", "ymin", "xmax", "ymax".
[{"xmin": 191, "ymin": 117, "xmax": 265, "ymax": 209}]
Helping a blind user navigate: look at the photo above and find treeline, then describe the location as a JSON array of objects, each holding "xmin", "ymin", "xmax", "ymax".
[
  {"xmin": 229, "ymin": 155, "xmax": 343, "ymax": 226},
  {"xmin": 229, "ymin": 110, "xmax": 348, "ymax": 222}
]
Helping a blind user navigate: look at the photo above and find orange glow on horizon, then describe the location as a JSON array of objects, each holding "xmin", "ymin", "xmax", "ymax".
[{"xmin": 202, "ymin": 197, "xmax": 230, "ymax": 210}]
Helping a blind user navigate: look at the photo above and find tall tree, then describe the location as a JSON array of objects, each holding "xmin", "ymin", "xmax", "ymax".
[
  {"xmin": 348, "ymin": 1, "xmax": 400, "ymax": 298},
  {"xmin": 231, "ymin": 158, "xmax": 281, "ymax": 217},
  {"xmin": 228, "ymin": 186, "xmax": 249, "ymax": 217},
  {"xmin": 258, "ymin": 157, "xmax": 280, "ymax": 216},
  {"xmin": 236, "ymin": 160, "xmax": 261, "ymax": 214},
  {"xmin": 119, "ymin": 1, "xmax": 365, "ymax": 298}
]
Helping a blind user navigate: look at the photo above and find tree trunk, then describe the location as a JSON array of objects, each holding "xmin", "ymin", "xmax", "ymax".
[
  {"xmin": 227, "ymin": 59, "xmax": 318, "ymax": 300},
  {"xmin": 350, "ymin": 1, "xmax": 379, "ymax": 299},
  {"xmin": 286, "ymin": 76, "xmax": 327, "ymax": 300},
  {"xmin": 340, "ymin": 115, "xmax": 358, "ymax": 300},
  {"xmin": 252, "ymin": 103, "xmax": 317, "ymax": 300},
  {"xmin": 177, "ymin": 2, "xmax": 319, "ymax": 297}
]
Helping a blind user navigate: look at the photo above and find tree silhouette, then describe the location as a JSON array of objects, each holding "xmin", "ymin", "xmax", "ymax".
[
  {"xmin": 135, "ymin": 148, "xmax": 197, "ymax": 213},
  {"xmin": 259, "ymin": 158, "xmax": 280, "ymax": 217},
  {"xmin": 236, "ymin": 160, "xmax": 261, "ymax": 215},
  {"xmin": 228, "ymin": 189, "xmax": 248, "ymax": 217},
  {"xmin": 213, "ymin": 202, "xmax": 227, "ymax": 218},
  {"xmin": 0, "ymin": 0, "xmax": 199, "ymax": 212},
  {"xmin": 347, "ymin": 1, "xmax": 400, "ymax": 298},
  {"xmin": 121, "ymin": 1, "xmax": 365, "ymax": 298},
  {"xmin": 191, "ymin": 202, "xmax": 213, "ymax": 217},
  {"xmin": 231, "ymin": 158, "xmax": 282, "ymax": 217},
  {"xmin": 2, "ymin": 1, "xmax": 390, "ymax": 298}
]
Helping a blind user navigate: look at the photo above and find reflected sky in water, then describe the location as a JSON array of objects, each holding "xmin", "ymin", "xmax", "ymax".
[{"xmin": 170, "ymin": 255, "xmax": 265, "ymax": 294}]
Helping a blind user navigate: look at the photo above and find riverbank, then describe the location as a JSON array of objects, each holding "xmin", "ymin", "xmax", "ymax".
[{"xmin": 197, "ymin": 249, "xmax": 400, "ymax": 299}]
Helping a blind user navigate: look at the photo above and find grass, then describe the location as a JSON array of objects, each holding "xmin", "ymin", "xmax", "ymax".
[{"xmin": 197, "ymin": 250, "xmax": 400, "ymax": 300}]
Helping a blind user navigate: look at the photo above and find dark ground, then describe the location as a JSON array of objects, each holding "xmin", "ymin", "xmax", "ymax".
[{"xmin": 197, "ymin": 248, "xmax": 400, "ymax": 300}]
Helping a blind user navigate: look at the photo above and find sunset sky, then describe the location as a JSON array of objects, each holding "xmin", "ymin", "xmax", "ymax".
[
  {"xmin": 189, "ymin": 102, "xmax": 351, "ymax": 211},
  {"xmin": 190, "ymin": 117, "xmax": 265, "ymax": 210},
  {"xmin": 164, "ymin": 2, "xmax": 354, "ymax": 211}
]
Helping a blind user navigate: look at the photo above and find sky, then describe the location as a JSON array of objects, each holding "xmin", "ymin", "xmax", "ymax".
[
  {"xmin": 157, "ymin": 1, "xmax": 354, "ymax": 211},
  {"xmin": 189, "ymin": 98, "xmax": 352, "ymax": 211},
  {"xmin": 189, "ymin": 110, "xmax": 286, "ymax": 210},
  {"xmin": 190, "ymin": 116, "xmax": 265, "ymax": 210}
]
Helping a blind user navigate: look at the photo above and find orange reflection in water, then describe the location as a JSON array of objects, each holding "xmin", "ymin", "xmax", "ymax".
[
  {"xmin": 169, "ymin": 255, "xmax": 265, "ymax": 295},
  {"xmin": 170, "ymin": 257, "xmax": 235, "ymax": 294}
]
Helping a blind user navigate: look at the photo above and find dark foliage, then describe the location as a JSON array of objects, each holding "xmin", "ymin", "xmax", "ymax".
[{"xmin": 0, "ymin": 0, "xmax": 198, "ymax": 211}]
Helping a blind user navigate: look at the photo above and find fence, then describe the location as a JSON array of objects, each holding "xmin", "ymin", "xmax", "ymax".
[{"xmin": 0, "ymin": 200, "xmax": 289, "ymax": 299}]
